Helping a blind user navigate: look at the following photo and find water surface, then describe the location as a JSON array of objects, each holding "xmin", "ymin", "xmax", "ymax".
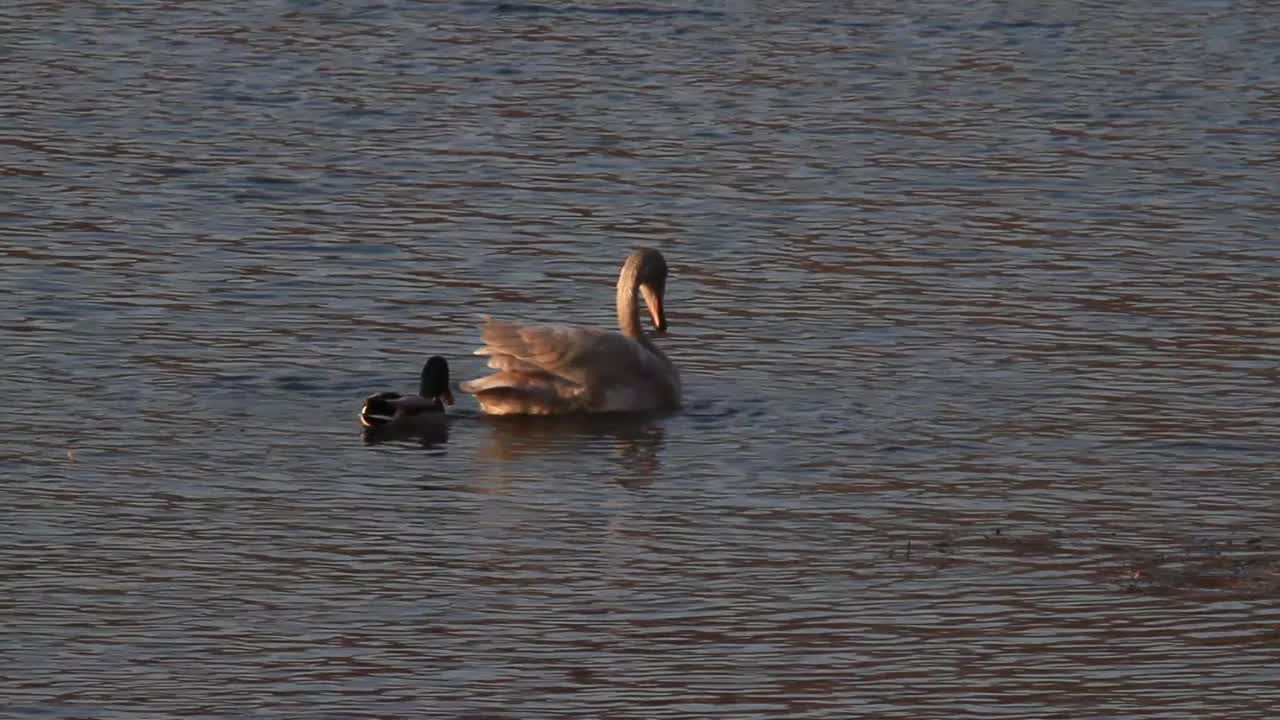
[{"xmin": 3, "ymin": 1, "xmax": 1279, "ymax": 717}]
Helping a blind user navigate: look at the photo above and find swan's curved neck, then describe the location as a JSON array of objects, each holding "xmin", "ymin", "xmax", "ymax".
[{"xmin": 616, "ymin": 257, "xmax": 650, "ymax": 346}]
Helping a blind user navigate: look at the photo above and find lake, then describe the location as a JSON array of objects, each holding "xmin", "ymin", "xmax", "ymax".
[{"xmin": 3, "ymin": 1, "xmax": 1278, "ymax": 717}]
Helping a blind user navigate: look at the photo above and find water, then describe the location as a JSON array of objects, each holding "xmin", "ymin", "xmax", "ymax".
[{"xmin": 3, "ymin": 1, "xmax": 1279, "ymax": 717}]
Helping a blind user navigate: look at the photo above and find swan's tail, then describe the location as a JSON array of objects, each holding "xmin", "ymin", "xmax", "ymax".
[
  {"xmin": 461, "ymin": 363, "xmax": 583, "ymax": 416},
  {"xmin": 466, "ymin": 386, "xmax": 573, "ymax": 416}
]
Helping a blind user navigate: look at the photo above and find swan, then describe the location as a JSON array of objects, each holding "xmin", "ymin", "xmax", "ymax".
[
  {"xmin": 461, "ymin": 248, "xmax": 680, "ymax": 415},
  {"xmin": 359, "ymin": 356, "xmax": 454, "ymax": 428}
]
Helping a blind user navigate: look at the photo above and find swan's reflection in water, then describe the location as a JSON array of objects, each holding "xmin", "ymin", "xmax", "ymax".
[
  {"xmin": 357, "ymin": 412, "xmax": 667, "ymax": 488},
  {"xmin": 478, "ymin": 413, "xmax": 667, "ymax": 489},
  {"xmin": 360, "ymin": 420, "xmax": 449, "ymax": 449}
]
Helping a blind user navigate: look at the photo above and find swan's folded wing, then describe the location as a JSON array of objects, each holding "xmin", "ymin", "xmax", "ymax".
[{"xmin": 473, "ymin": 318, "xmax": 667, "ymax": 392}]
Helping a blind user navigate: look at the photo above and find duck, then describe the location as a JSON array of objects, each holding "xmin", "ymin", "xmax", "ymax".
[
  {"xmin": 460, "ymin": 248, "xmax": 680, "ymax": 415},
  {"xmin": 359, "ymin": 356, "xmax": 455, "ymax": 428}
]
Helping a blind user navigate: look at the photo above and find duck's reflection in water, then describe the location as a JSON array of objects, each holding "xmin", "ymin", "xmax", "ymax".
[
  {"xmin": 478, "ymin": 413, "xmax": 667, "ymax": 489},
  {"xmin": 360, "ymin": 420, "xmax": 450, "ymax": 449}
]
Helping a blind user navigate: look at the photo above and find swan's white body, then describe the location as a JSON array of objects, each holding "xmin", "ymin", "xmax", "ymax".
[{"xmin": 461, "ymin": 249, "xmax": 680, "ymax": 415}]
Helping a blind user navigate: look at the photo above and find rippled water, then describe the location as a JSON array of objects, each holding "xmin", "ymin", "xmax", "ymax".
[{"xmin": 4, "ymin": 1, "xmax": 1279, "ymax": 717}]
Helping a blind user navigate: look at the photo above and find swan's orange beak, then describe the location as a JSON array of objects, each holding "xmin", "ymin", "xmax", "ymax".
[
  {"xmin": 640, "ymin": 284, "xmax": 667, "ymax": 334},
  {"xmin": 440, "ymin": 388, "xmax": 455, "ymax": 406}
]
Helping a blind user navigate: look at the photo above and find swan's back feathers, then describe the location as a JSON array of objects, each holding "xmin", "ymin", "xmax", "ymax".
[
  {"xmin": 461, "ymin": 318, "xmax": 679, "ymax": 415},
  {"xmin": 479, "ymin": 351, "xmax": 551, "ymax": 377},
  {"xmin": 462, "ymin": 384, "xmax": 577, "ymax": 416}
]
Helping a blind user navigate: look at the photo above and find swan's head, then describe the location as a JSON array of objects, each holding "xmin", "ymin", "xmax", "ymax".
[
  {"xmin": 418, "ymin": 356, "xmax": 455, "ymax": 405},
  {"xmin": 633, "ymin": 248, "xmax": 669, "ymax": 333}
]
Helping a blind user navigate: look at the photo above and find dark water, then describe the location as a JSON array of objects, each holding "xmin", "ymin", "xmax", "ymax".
[{"xmin": 4, "ymin": 1, "xmax": 1279, "ymax": 717}]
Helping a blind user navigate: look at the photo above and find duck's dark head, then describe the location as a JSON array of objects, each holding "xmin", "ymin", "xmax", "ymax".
[{"xmin": 419, "ymin": 356, "xmax": 454, "ymax": 405}]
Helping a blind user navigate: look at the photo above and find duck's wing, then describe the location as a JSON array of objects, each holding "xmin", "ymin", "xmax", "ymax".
[
  {"xmin": 360, "ymin": 392, "xmax": 441, "ymax": 427},
  {"xmin": 386, "ymin": 394, "xmax": 442, "ymax": 417},
  {"xmin": 461, "ymin": 318, "xmax": 675, "ymax": 414},
  {"xmin": 360, "ymin": 392, "xmax": 403, "ymax": 427}
]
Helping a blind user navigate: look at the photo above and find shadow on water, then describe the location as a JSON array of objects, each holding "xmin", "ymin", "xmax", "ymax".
[
  {"xmin": 357, "ymin": 409, "xmax": 671, "ymax": 489},
  {"xmin": 359, "ymin": 420, "xmax": 450, "ymax": 450},
  {"xmin": 1121, "ymin": 537, "xmax": 1280, "ymax": 600},
  {"xmin": 477, "ymin": 411, "xmax": 669, "ymax": 489}
]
